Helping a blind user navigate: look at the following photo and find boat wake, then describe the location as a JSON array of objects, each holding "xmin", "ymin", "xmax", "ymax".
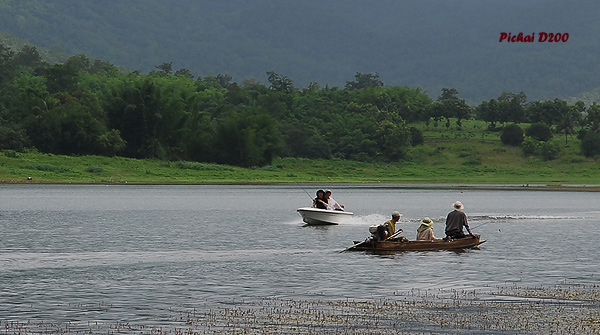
[
  {"xmin": 340, "ymin": 213, "xmax": 586, "ymax": 226},
  {"xmin": 346, "ymin": 213, "xmax": 388, "ymax": 226},
  {"xmin": 291, "ymin": 211, "xmax": 587, "ymax": 227},
  {"xmin": 469, "ymin": 214, "xmax": 587, "ymax": 221}
]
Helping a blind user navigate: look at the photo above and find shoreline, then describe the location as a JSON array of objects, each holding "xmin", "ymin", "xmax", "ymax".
[{"xmin": 3, "ymin": 179, "xmax": 600, "ymax": 191}]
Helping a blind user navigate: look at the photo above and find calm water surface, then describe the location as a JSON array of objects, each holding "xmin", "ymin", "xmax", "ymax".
[{"xmin": 0, "ymin": 184, "xmax": 598, "ymax": 327}]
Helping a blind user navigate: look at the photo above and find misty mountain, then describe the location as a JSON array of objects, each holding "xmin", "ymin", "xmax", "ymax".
[{"xmin": 1, "ymin": 0, "xmax": 599, "ymax": 102}]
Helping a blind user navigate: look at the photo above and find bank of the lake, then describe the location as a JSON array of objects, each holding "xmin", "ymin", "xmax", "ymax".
[{"xmin": 1, "ymin": 150, "xmax": 600, "ymax": 187}]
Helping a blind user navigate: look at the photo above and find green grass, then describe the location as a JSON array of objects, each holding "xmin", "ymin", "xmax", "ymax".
[{"xmin": 1, "ymin": 120, "xmax": 599, "ymax": 186}]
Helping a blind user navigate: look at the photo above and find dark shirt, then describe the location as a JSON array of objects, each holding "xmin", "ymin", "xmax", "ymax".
[
  {"xmin": 444, "ymin": 210, "xmax": 472, "ymax": 236},
  {"xmin": 314, "ymin": 197, "xmax": 328, "ymax": 209}
]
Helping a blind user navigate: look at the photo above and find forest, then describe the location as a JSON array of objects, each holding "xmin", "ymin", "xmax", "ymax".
[{"xmin": 1, "ymin": 44, "xmax": 600, "ymax": 168}]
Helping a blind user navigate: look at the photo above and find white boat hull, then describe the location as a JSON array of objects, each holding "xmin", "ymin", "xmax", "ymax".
[{"xmin": 297, "ymin": 207, "xmax": 354, "ymax": 225}]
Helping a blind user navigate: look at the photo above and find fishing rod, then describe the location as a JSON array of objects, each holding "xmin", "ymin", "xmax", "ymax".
[
  {"xmin": 296, "ymin": 182, "xmax": 314, "ymax": 201},
  {"xmin": 470, "ymin": 221, "xmax": 492, "ymax": 230}
]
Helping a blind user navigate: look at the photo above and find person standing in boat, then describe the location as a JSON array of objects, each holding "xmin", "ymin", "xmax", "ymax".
[
  {"xmin": 384, "ymin": 211, "xmax": 403, "ymax": 240},
  {"xmin": 312, "ymin": 189, "xmax": 328, "ymax": 209},
  {"xmin": 324, "ymin": 189, "xmax": 344, "ymax": 211},
  {"xmin": 444, "ymin": 201, "xmax": 475, "ymax": 240},
  {"xmin": 416, "ymin": 217, "xmax": 442, "ymax": 241}
]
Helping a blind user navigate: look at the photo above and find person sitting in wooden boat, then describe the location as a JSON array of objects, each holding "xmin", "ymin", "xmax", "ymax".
[
  {"xmin": 324, "ymin": 189, "xmax": 344, "ymax": 211},
  {"xmin": 444, "ymin": 201, "xmax": 475, "ymax": 240},
  {"xmin": 312, "ymin": 189, "xmax": 328, "ymax": 209},
  {"xmin": 416, "ymin": 217, "xmax": 442, "ymax": 241},
  {"xmin": 382, "ymin": 211, "xmax": 405, "ymax": 241}
]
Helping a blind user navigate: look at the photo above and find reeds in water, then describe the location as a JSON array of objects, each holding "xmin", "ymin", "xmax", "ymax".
[{"xmin": 2, "ymin": 283, "xmax": 598, "ymax": 334}]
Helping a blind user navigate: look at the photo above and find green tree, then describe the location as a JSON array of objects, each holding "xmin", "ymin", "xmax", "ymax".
[
  {"xmin": 432, "ymin": 88, "xmax": 471, "ymax": 128},
  {"xmin": 0, "ymin": 43, "xmax": 15, "ymax": 87},
  {"xmin": 282, "ymin": 123, "xmax": 331, "ymax": 159},
  {"xmin": 525, "ymin": 99, "xmax": 566, "ymax": 126},
  {"xmin": 266, "ymin": 71, "xmax": 294, "ymax": 93},
  {"xmin": 584, "ymin": 103, "xmax": 600, "ymax": 133},
  {"xmin": 175, "ymin": 68, "xmax": 194, "ymax": 78},
  {"xmin": 0, "ymin": 123, "xmax": 29, "ymax": 151},
  {"xmin": 44, "ymin": 63, "xmax": 79, "ymax": 93},
  {"xmin": 374, "ymin": 121, "xmax": 411, "ymax": 161},
  {"xmin": 63, "ymin": 54, "xmax": 91, "ymax": 72},
  {"xmin": 497, "ymin": 91, "xmax": 527, "ymax": 124},
  {"xmin": 96, "ymin": 129, "xmax": 126, "ymax": 156},
  {"xmin": 556, "ymin": 102, "xmax": 582, "ymax": 144},
  {"xmin": 581, "ymin": 131, "xmax": 600, "ymax": 157},
  {"xmin": 526, "ymin": 123, "xmax": 553, "ymax": 142},
  {"xmin": 153, "ymin": 62, "xmax": 173, "ymax": 75},
  {"xmin": 106, "ymin": 77, "xmax": 167, "ymax": 158},
  {"xmin": 1, "ymin": 73, "xmax": 50, "ymax": 126},
  {"xmin": 345, "ymin": 72, "xmax": 383, "ymax": 90},
  {"xmin": 214, "ymin": 108, "xmax": 283, "ymax": 167},
  {"xmin": 13, "ymin": 45, "xmax": 46, "ymax": 70},
  {"xmin": 27, "ymin": 99, "xmax": 106, "ymax": 155},
  {"xmin": 475, "ymin": 99, "xmax": 500, "ymax": 130}
]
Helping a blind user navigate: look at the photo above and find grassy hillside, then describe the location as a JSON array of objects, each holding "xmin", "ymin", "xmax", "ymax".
[{"xmin": 1, "ymin": 120, "xmax": 598, "ymax": 186}]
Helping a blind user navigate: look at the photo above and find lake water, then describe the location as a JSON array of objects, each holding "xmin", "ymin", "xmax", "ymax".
[{"xmin": 0, "ymin": 184, "xmax": 598, "ymax": 333}]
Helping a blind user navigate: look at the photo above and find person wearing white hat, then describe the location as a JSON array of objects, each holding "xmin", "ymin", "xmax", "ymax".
[{"xmin": 444, "ymin": 201, "xmax": 475, "ymax": 240}]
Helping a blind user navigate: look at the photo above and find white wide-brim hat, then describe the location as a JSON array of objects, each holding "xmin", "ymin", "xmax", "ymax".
[{"xmin": 453, "ymin": 201, "xmax": 464, "ymax": 210}]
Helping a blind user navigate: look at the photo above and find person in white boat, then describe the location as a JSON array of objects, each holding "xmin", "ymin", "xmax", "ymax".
[
  {"xmin": 324, "ymin": 189, "xmax": 344, "ymax": 211},
  {"xmin": 416, "ymin": 217, "xmax": 442, "ymax": 241},
  {"xmin": 312, "ymin": 189, "xmax": 328, "ymax": 209}
]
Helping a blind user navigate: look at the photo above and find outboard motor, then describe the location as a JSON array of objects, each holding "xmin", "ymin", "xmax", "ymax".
[{"xmin": 370, "ymin": 224, "xmax": 389, "ymax": 241}]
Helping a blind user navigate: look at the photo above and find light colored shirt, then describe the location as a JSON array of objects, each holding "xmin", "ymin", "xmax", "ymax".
[
  {"xmin": 416, "ymin": 227, "xmax": 441, "ymax": 241},
  {"xmin": 326, "ymin": 197, "xmax": 343, "ymax": 211}
]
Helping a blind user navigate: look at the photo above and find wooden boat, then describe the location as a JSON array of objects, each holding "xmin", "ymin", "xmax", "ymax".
[
  {"xmin": 297, "ymin": 207, "xmax": 354, "ymax": 225},
  {"xmin": 346, "ymin": 235, "xmax": 486, "ymax": 252}
]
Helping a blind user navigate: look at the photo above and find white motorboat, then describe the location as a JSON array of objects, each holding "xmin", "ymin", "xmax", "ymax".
[{"xmin": 297, "ymin": 207, "xmax": 354, "ymax": 225}]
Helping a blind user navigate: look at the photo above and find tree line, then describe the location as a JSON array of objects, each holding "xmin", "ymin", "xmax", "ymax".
[{"xmin": 1, "ymin": 45, "xmax": 600, "ymax": 167}]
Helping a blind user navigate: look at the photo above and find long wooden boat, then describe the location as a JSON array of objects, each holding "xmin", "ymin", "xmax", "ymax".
[
  {"xmin": 346, "ymin": 235, "xmax": 486, "ymax": 252},
  {"xmin": 297, "ymin": 207, "xmax": 354, "ymax": 225}
]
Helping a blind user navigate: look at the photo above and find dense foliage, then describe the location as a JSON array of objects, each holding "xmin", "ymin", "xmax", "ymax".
[
  {"xmin": 2, "ymin": 45, "xmax": 600, "ymax": 167},
  {"xmin": 500, "ymin": 124, "xmax": 524, "ymax": 146}
]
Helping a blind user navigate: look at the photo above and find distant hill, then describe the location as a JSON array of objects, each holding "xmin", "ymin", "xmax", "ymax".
[{"xmin": 1, "ymin": 0, "xmax": 600, "ymax": 103}]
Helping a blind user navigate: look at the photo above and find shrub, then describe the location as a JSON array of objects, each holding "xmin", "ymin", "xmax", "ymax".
[
  {"xmin": 0, "ymin": 125, "xmax": 29, "ymax": 151},
  {"xmin": 581, "ymin": 131, "xmax": 600, "ymax": 157},
  {"xmin": 409, "ymin": 127, "xmax": 424, "ymax": 146},
  {"xmin": 487, "ymin": 123, "xmax": 501, "ymax": 132},
  {"xmin": 500, "ymin": 124, "xmax": 524, "ymax": 146},
  {"xmin": 526, "ymin": 123, "xmax": 553, "ymax": 142},
  {"xmin": 463, "ymin": 158, "xmax": 482, "ymax": 166},
  {"xmin": 521, "ymin": 137, "xmax": 539, "ymax": 156},
  {"xmin": 539, "ymin": 141, "xmax": 560, "ymax": 161},
  {"xmin": 4, "ymin": 150, "xmax": 18, "ymax": 158},
  {"xmin": 19, "ymin": 164, "xmax": 71, "ymax": 172},
  {"xmin": 85, "ymin": 166, "xmax": 104, "ymax": 173},
  {"xmin": 174, "ymin": 161, "xmax": 234, "ymax": 171}
]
